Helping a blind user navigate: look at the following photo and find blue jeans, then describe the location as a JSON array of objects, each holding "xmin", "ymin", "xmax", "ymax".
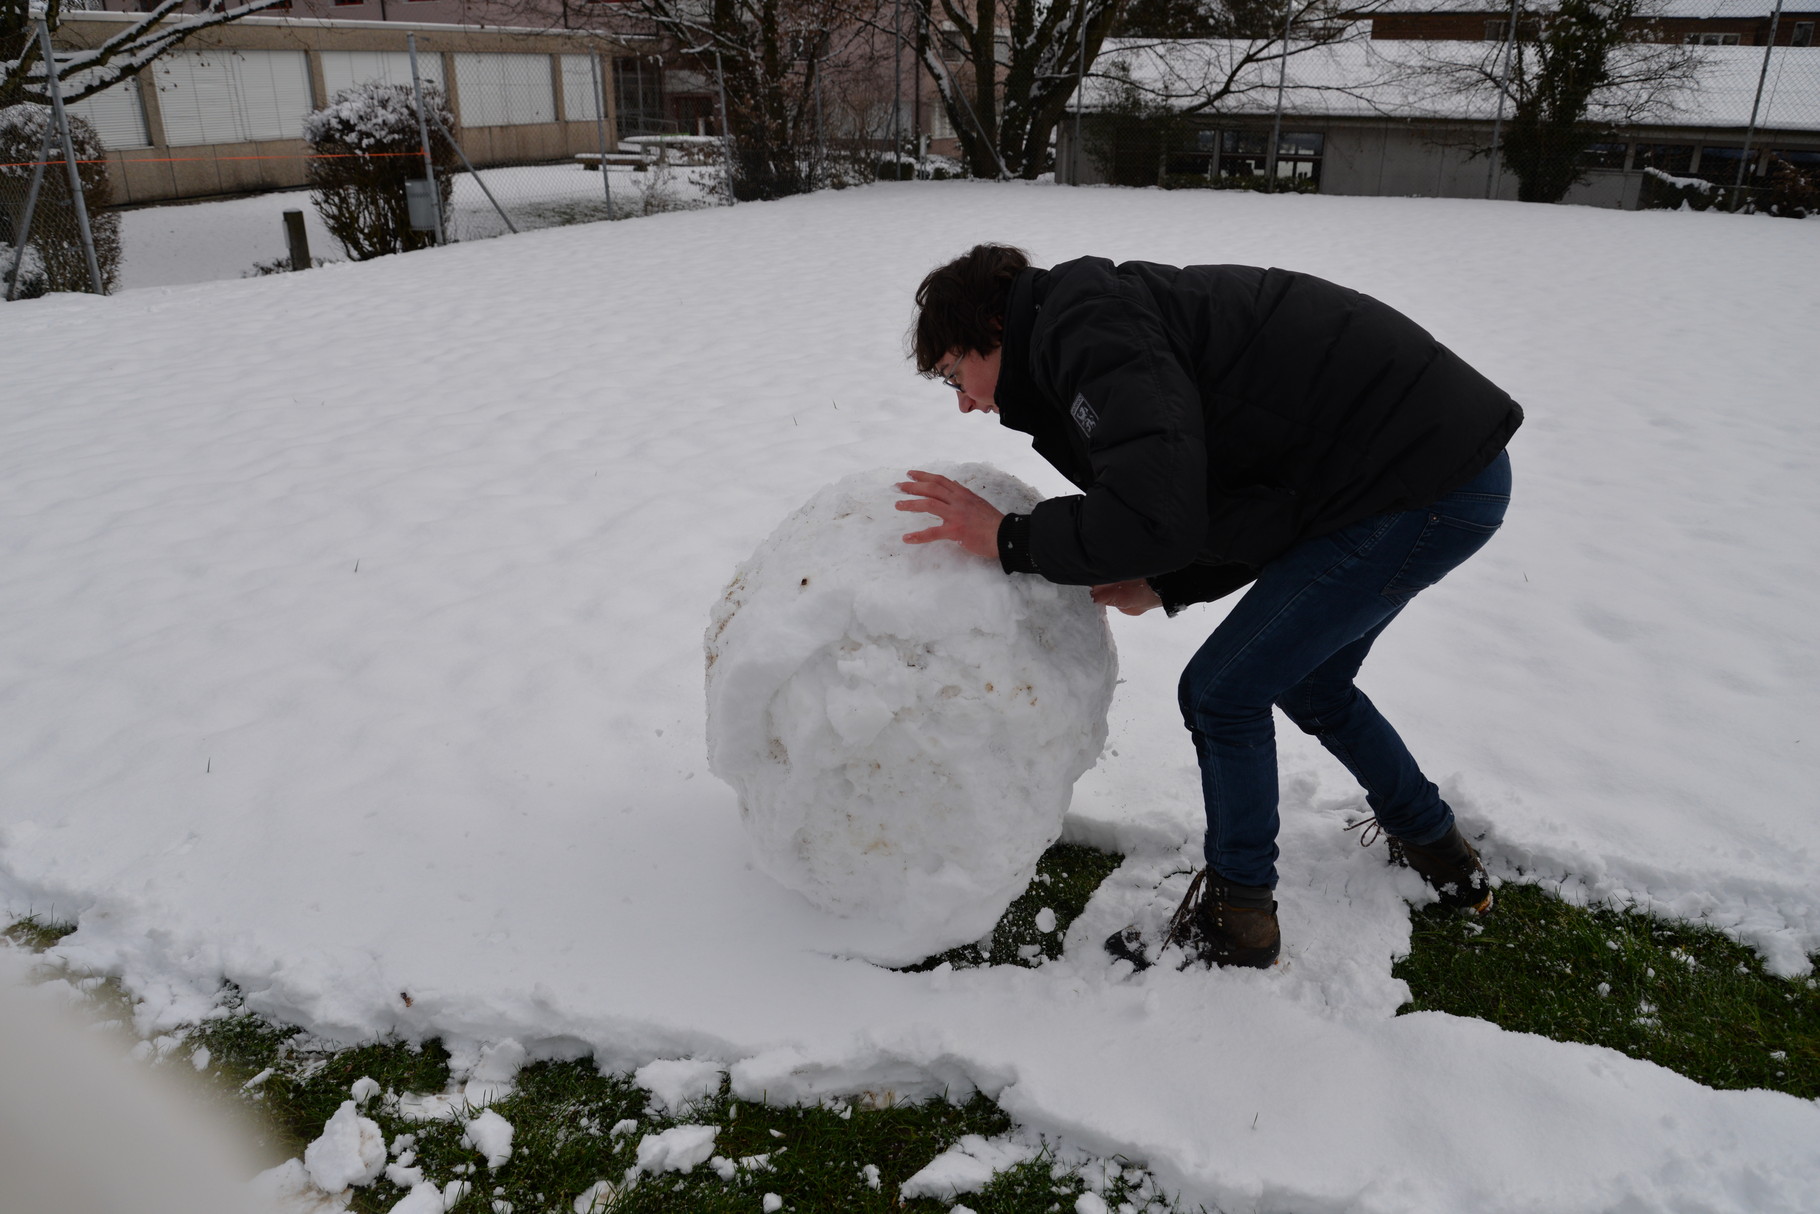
[{"xmin": 1178, "ymin": 450, "xmax": 1512, "ymax": 888}]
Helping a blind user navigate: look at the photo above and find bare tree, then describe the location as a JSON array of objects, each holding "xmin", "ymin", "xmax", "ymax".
[
  {"xmin": 1416, "ymin": 0, "xmax": 1701, "ymax": 202},
  {"xmin": 3, "ymin": 0, "xmax": 292, "ymax": 109},
  {"xmin": 916, "ymin": 0, "xmax": 1387, "ymax": 180},
  {"xmin": 610, "ymin": 0, "xmax": 901, "ymax": 199}
]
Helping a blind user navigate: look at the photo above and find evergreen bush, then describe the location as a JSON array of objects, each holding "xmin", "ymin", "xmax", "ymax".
[
  {"xmin": 0, "ymin": 103, "xmax": 121, "ymax": 296},
  {"xmin": 304, "ymin": 82, "xmax": 458, "ymax": 261}
]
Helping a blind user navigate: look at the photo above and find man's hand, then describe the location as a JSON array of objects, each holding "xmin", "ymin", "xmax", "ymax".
[
  {"xmin": 1091, "ymin": 579, "xmax": 1163, "ymax": 616},
  {"xmin": 895, "ymin": 470, "xmax": 1004, "ymax": 562}
]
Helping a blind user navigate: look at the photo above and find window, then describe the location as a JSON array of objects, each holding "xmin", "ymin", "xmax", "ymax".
[
  {"xmin": 1633, "ymin": 143, "xmax": 1694, "ymax": 175},
  {"xmin": 560, "ymin": 55, "xmax": 606, "ymax": 123},
  {"xmin": 1578, "ymin": 142, "xmax": 1628, "ymax": 170},
  {"xmin": 1484, "ymin": 20, "xmax": 1507, "ymax": 40},
  {"xmin": 614, "ymin": 55, "xmax": 665, "ymax": 139},
  {"xmin": 1694, "ymin": 145, "xmax": 1753, "ymax": 182},
  {"xmin": 1768, "ymin": 149, "xmax": 1820, "ymax": 170},
  {"xmin": 1218, "ymin": 130, "xmax": 1324, "ymax": 187},
  {"xmin": 153, "ymin": 49, "xmax": 312, "ymax": 145},
  {"xmin": 62, "ymin": 72, "xmax": 150, "ymax": 149},
  {"xmin": 453, "ymin": 53, "xmax": 556, "ymax": 127},
  {"xmin": 1684, "ymin": 32, "xmax": 1741, "ymax": 45},
  {"xmin": 1791, "ymin": 22, "xmax": 1813, "ymax": 46},
  {"xmin": 319, "ymin": 50, "xmax": 444, "ymax": 101}
]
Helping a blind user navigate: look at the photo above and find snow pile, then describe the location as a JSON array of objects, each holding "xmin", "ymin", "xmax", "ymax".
[
  {"xmin": 706, "ymin": 463, "xmax": 1117, "ymax": 959},
  {"xmin": 634, "ymin": 1125, "xmax": 719, "ymax": 1174},
  {"xmin": 459, "ymin": 1038, "xmax": 528, "ymax": 1107},
  {"xmin": 302, "ymin": 1100, "xmax": 385, "ymax": 1194},
  {"xmin": 635, "ymin": 1058, "xmax": 725, "ymax": 1114}
]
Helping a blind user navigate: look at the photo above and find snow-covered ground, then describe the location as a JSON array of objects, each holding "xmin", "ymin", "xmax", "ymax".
[
  {"xmin": 112, "ymin": 161, "xmax": 715, "ymax": 291},
  {"xmin": 3, "ymin": 183, "xmax": 1818, "ymax": 1212}
]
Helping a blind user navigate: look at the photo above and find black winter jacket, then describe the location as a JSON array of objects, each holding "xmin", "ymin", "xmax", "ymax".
[{"xmin": 992, "ymin": 257, "xmax": 1522, "ymax": 612}]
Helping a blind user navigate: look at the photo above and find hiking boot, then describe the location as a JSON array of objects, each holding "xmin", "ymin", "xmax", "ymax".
[
  {"xmin": 1104, "ymin": 869, "xmax": 1280, "ymax": 971},
  {"xmin": 1380, "ymin": 823, "xmax": 1493, "ymax": 913}
]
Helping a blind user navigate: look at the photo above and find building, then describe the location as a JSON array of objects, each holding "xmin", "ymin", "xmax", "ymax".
[
  {"xmin": 1360, "ymin": 0, "xmax": 1819, "ymax": 46},
  {"xmin": 48, "ymin": 10, "xmax": 642, "ymax": 204},
  {"xmin": 1059, "ymin": 37, "xmax": 1820, "ymax": 208}
]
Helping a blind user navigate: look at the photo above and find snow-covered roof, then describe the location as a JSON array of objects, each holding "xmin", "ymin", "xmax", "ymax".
[
  {"xmin": 1357, "ymin": 0, "xmax": 1816, "ymax": 17},
  {"xmin": 1083, "ymin": 38, "xmax": 1820, "ymax": 132}
]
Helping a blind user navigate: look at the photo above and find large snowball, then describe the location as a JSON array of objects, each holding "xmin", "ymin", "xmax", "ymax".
[{"xmin": 705, "ymin": 463, "xmax": 1116, "ymax": 959}]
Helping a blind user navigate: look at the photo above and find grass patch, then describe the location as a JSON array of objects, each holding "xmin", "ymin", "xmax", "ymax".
[
  {"xmin": 903, "ymin": 842, "xmax": 1125, "ymax": 972},
  {"xmin": 1395, "ymin": 883, "xmax": 1820, "ymax": 1098},
  {"xmin": 2, "ymin": 914, "xmax": 77, "ymax": 951},
  {"xmin": 10, "ymin": 843, "xmax": 1817, "ymax": 1213}
]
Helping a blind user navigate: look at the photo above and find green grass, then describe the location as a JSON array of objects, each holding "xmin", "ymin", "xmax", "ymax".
[
  {"xmin": 7, "ymin": 843, "xmax": 1817, "ymax": 1213},
  {"xmin": 1395, "ymin": 882, "xmax": 1820, "ymax": 1098},
  {"xmin": 2, "ymin": 914, "xmax": 77, "ymax": 951}
]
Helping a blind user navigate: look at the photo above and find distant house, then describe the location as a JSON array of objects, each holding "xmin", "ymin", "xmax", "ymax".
[{"xmin": 1058, "ymin": 38, "xmax": 1820, "ymax": 208}]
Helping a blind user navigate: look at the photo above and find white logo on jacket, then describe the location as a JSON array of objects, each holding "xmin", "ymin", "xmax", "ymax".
[{"xmin": 1070, "ymin": 393, "xmax": 1099, "ymax": 438}]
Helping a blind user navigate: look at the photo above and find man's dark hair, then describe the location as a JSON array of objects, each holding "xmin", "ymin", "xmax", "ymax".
[{"xmin": 910, "ymin": 244, "xmax": 1031, "ymax": 374}]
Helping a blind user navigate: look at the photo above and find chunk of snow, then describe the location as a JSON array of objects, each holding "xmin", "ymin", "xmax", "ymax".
[
  {"xmin": 860, "ymin": 1163, "xmax": 881, "ymax": 1190},
  {"xmin": 463, "ymin": 1039, "xmax": 528, "ymax": 1107},
  {"xmin": 635, "ymin": 1124, "xmax": 719, "ymax": 1175},
  {"xmin": 608, "ymin": 1118, "xmax": 639, "ymax": 1138},
  {"xmin": 387, "ymin": 1162, "xmax": 426, "ymax": 1188},
  {"xmin": 634, "ymin": 1057, "xmax": 725, "ymax": 1114},
  {"xmin": 462, "ymin": 1109, "xmax": 514, "ymax": 1169},
  {"xmin": 304, "ymin": 1100, "xmax": 386, "ymax": 1193},
  {"xmin": 573, "ymin": 1180, "xmax": 618, "ymax": 1213},
  {"xmin": 190, "ymin": 1045, "xmax": 211, "ymax": 1071},
  {"xmin": 1034, "ymin": 906, "xmax": 1058, "ymax": 934},
  {"xmin": 705, "ymin": 464, "xmax": 1116, "ymax": 960},
  {"xmin": 762, "ymin": 1195, "xmax": 783, "ymax": 1213},
  {"xmin": 252, "ymin": 1159, "xmax": 344, "ymax": 1213},
  {"xmin": 710, "ymin": 1154, "xmax": 736, "ymax": 1180},
  {"xmin": 1075, "ymin": 1194, "xmax": 1110, "ymax": 1214},
  {"xmin": 389, "ymin": 1181, "xmax": 446, "ymax": 1214},
  {"xmin": 351, "ymin": 1076, "xmax": 381, "ymax": 1105},
  {"xmin": 899, "ymin": 1133, "xmax": 1040, "ymax": 1199}
]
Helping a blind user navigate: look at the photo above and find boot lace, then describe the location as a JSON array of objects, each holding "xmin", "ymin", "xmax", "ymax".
[
  {"xmin": 1344, "ymin": 815, "xmax": 1385, "ymax": 848},
  {"xmin": 1161, "ymin": 868, "xmax": 1209, "ymax": 952}
]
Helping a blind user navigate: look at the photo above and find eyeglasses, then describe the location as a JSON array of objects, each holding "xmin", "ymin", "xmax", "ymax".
[{"xmin": 936, "ymin": 354, "xmax": 965, "ymax": 392}]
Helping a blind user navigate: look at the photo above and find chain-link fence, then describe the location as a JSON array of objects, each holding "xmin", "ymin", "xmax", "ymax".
[
  {"xmin": 1063, "ymin": 33, "xmax": 1820, "ymax": 215},
  {"xmin": 11, "ymin": 18, "xmax": 1816, "ymax": 300}
]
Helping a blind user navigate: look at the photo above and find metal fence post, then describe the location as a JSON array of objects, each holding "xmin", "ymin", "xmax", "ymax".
[
  {"xmin": 714, "ymin": 50, "xmax": 736, "ymax": 205},
  {"xmin": 1265, "ymin": 0, "xmax": 1293, "ymax": 187},
  {"xmin": 32, "ymin": 7, "xmax": 103, "ymax": 294},
  {"xmin": 1484, "ymin": 0, "xmax": 1522, "ymax": 199},
  {"xmin": 1733, "ymin": 0, "xmax": 1787, "ymax": 209},
  {"xmin": 1071, "ymin": 0, "xmax": 1086, "ymax": 184},
  {"xmin": 407, "ymin": 34, "xmax": 447, "ymax": 244},
  {"xmin": 591, "ymin": 51, "xmax": 616, "ymax": 220}
]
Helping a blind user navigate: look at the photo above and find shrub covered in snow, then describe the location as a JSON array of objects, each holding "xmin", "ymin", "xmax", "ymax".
[
  {"xmin": 303, "ymin": 82, "xmax": 458, "ymax": 261},
  {"xmin": 0, "ymin": 104, "xmax": 121, "ymax": 297},
  {"xmin": 705, "ymin": 464, "xmax": 1117, "ymax": 959}
]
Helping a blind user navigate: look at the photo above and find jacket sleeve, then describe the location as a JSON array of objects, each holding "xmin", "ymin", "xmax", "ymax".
[
  {"xmin": 1017, "ymin": 278, "xmax": 1209, "ymax": 586},
  {"xmin": 1146, "ymin": 561, "xmax": 1258, "ymax": 615}
]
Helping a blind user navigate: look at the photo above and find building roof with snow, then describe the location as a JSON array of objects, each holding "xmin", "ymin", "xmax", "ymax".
[{"xmin": 1084, "ymin": 38, "xmax": 1820, "ymax": 131}]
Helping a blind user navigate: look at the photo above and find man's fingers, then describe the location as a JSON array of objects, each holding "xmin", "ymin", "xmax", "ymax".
[{"xmin": 901, "ymin": 524, "xmax": 948, "ymax": 544}]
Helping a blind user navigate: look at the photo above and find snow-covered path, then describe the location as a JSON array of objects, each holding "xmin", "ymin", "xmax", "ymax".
[{"xmin": 3, "ymin": 184, "xmax": 1817, "ymax": 1212}]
